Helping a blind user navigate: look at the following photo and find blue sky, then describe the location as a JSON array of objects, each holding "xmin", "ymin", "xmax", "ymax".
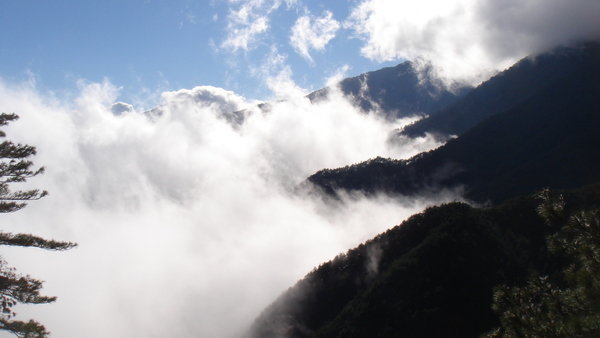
[
  {"xmin": 1, "ymin": 0, "xmax": 598, "ymax": 107},
  {"xmin": 0, "ymin": 0, "xmax": 398, "ymax": 105}
]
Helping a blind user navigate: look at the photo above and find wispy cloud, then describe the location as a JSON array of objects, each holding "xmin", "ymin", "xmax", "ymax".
[
  {"xmin": 221, "ymin": 15, "xmax": 269, "ymax": 51},
  {"xmin": 250, "ymin": 46, "xmax": 308, "ymax": 99},
  {"xmin": 179, "ymin": 12, "xmax": 197, "ymax": 29},
  {"xmin": 221, "ymin": 0, "xmax": 292, "ymax": 51},
  {"xmin": 290, "ymin": 10, "xmax": 341, "ymax": 62}
]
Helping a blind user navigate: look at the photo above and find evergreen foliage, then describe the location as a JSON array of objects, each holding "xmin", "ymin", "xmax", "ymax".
[
  {"xmin": 0, "ymin": 113, "xmax": 47, "ymax": 214},
  {"xmin": 487, "ymin": 189, "xmax": 600, "ymax": 337},
  {"xmin": 0, "ymin": 113, "xmax": 76, "ymax": 337}
]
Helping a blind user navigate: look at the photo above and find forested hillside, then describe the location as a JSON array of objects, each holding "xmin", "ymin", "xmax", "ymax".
[
  {"xmin": 249, "ymin": 183, "xmax": 600, "ymax": 337},
  {"xmin": 249, "ymin": 41, "xmax": 600, "ymax": 338},
  {"xmin": 400, "ymin": 42, "xmax": 600, "ymax": 139},
  {"xmin": 309, "ymin": 42, "xmax": 600, "ymax": 205}
]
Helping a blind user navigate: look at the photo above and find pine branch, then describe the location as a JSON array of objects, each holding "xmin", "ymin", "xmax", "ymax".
[
  {"xmin": 0, "ymin": 114, "xmax": 19, "ymax": 128},
  {"xmin": 0, "ymin": 318, "xmax": 50, "ymax": 338},
  {"xmin": 0, "ymin": 113, "xmax": 68, "ymax": 338},
  {"xmin": 0, "ymin": 141, "xmax": 37, "ymax": 160},
  {"xmin": 0, "ymin": 232, "xmax": 76, "ymax": 251},
  {"xmin": 0, "ymin": 202, "xmax": 26, "ymax": 214}
]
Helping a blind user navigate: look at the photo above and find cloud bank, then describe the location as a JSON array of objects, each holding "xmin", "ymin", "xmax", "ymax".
[
  {"xmin": 0, "ymin": 77, "xmax": 455, "ymax": 338},
  {"xmin": 345, "ymin": 0, "xmax": 600, "ymax": 84}
]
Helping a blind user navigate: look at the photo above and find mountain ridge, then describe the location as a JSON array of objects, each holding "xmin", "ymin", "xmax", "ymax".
[
  {"xmin": 308, "ymin": 41, "xmax": 600, "ymax": 205},
  {"xmin": 247, "ymin": 40, "xmax": 600, "ymax": 337},
  {"xmin": 308, "ymin": 59, "xmax": 472, "ymax": 119},
  {"xmin": 399, "ymin": 42, "xmax": 600, "ymax": 139}
]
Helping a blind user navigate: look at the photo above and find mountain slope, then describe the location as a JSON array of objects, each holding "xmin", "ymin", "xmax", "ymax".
[
  {"xmin": 400, "ymin": 42, "xmax": 600, "ymax": 138},
  {"xmin": 248, "ymin": 183, "xmax": 600, "ymax": 338},
  {"xmin": 308, "ymin": 42, "xmax": 600, "ymax": 205},
  {"xmin": 308, "ymin": 59, "xmax": 471, "ymax": 119},
  {"xmin": 221, "ymin": 59, "xmax": 472, "ymax": 129}
]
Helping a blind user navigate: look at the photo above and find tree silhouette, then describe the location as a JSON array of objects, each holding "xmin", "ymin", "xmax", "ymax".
[{"xmin": 0, "ymin": 113, "xmax": 76, "ymax": 337}]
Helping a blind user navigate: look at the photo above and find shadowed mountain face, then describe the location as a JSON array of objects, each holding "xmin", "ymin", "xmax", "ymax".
[
  {"xmin": 400, "ymin": 42, "xmax": 600, "ymax": 139},
  {"xmin": 308, "ymin": 59, "xmax": 472, "ymax": 119},
  {"xmin": 248, "ymin": 183, "xmax": 600, "ymax": 338},
  {"xmin": 308, "ymin": 42, "xmax": 600, "ymax": 205},
  {"xmin": 248, "ymin": 41, "xmax": 600, "ymax": 338}
]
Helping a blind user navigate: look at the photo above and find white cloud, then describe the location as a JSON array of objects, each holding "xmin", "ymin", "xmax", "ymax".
[
  {"xmin": 159, "ymin": 85, "xmax": 251, "ymax": 114},
  {"xmin": 345, "ymin": 0, "xmax": 600, "ymax": 84},
  {"xmin": 221, "ymin": 15, "xmax": 269, "ymax": 51},
  {"xmin": 0, "ymin": 78, "xmax": 456, "ymax": 338},
  {"xmin": 221, "ymin": 0, "xmax": 289, "ymax": 51},
  {"xmin": 325, "ymin": 64, "xmax": 351, "ymax": 87},
  {"xmin": 290, "ymin": 10, "xmax": 341, "ymax": 62},
  {"xmin": 110, "ymin": 102, "xmax": 135, "ymax": 115},
  {"xmin": 249, "ymin": 46, "xmax": 308, "ymax": 100}
]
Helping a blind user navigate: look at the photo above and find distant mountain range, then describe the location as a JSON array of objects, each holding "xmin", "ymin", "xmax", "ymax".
[
  {"xmin": 309, "ymin": 42, "xmax": 600, "ymax": 205},
  {"xmin": 247, "ymin": 41, "xmax": 600, "ymax": 337}
]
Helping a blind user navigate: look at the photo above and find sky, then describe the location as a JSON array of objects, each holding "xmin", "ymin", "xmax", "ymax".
[
  {"xmin": 1, "ymin": 0, "xmax": 598, "ymax": 106},
  {"xmin": 0, "ymin": 0, "xmax": 599, "ymax": 337},
  {"xmin": 0, "ymin": 0, "xmax": 391, "ymax": 106}
]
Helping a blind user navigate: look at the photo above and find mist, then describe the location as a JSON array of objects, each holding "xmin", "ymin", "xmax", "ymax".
[{"xmin": 0, "ymin": 77, "xmax": 459, "ymax": 337}]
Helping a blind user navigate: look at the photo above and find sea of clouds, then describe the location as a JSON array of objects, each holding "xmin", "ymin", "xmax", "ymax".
[{"xmin": 0, "ymin": 77, "xmax": 459, "ymax": 337}]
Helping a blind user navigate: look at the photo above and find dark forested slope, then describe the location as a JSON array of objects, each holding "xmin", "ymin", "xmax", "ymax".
[
  {"xmin": 248, "ymin": 184, "xmax": 600, "ymax": 338},
  {"xmin": 308, "ymin": 42, "xmax": 600, "ymax": 205},
  {"xmin": 400, "ymin": 42, "xmax": 600, "ymax": 138},
  {"xmin": 249, "ymin": 41, "xmax": 600, "ymax": 338}
]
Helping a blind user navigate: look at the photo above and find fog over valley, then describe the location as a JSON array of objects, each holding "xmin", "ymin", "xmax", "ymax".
[{"xmin": 0, "ymin": 78, "xmax": 458, "ymax": 337}]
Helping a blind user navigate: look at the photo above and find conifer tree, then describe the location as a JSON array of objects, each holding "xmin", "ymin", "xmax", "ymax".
[
  {"xmin": 0, "ymin": 113, "xmax": 76, "ymax": 338},
  {"xmin": 486, "ymin": 189, "xmax": 600, "ymax": 337}
]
